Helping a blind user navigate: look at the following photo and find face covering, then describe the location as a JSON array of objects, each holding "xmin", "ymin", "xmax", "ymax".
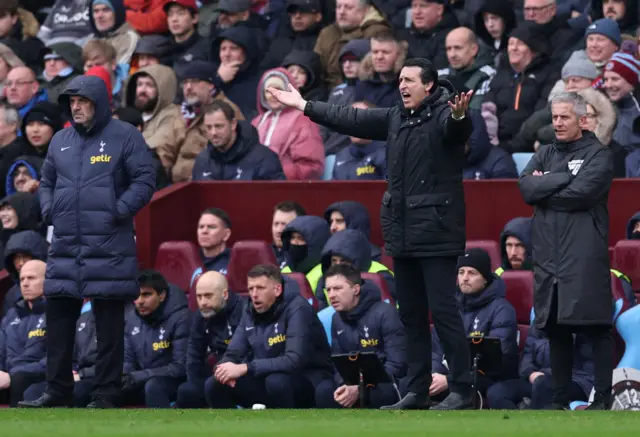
[
  {"xmin": 631, "ymin": 231, "xmax": 640, "ymax": 240},
  {"xmin": 288, "ymin": 244, "xmax": 308, "ymax": 268}
]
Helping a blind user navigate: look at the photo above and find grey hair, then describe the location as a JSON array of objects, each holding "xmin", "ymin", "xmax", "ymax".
[
  {"xmin": 549, "ymin": 92, "xmax": 587, "ymax": 117},
  {"xmin": 0, "ymin": 102, "xmax": 18, "ymax": 126}
]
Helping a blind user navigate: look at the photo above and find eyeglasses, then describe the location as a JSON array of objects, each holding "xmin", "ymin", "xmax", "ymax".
[
  {"xmin": 5, "ymin": 80, "xmax": 35, "ymax": 88},
  {"xmin": 585, "ymin": 112, "xmax": 598, "ymax": 119},
  {"xmin": 524, "ymin": 4, "xmax": 554, "ymax": 13}
]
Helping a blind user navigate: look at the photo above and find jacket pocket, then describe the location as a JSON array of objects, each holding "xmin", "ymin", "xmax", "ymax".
[{"xmin": 404, "ymin": 193, "xmax": 451, "ymax": 240}]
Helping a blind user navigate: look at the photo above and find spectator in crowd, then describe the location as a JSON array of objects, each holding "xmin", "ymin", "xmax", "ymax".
[
  {"xmin": 397, "ymin": 0, "xmax": 459, "ymax": 71},
  {"xmin": 590, "ymin": 0, "xmax": 637, "ymax": 35},
  {"xmin": 316, "ymin": 229, "xmax": 395, "ymax": 309},
  {"xmin": 496, "ymin": 217, "xmax": 532, "ymax": 276},
  {"xmin": 0, "ymin": 259, "xmax": 47, "ymax": 407},
  {"xmin": 627, "ymin": 211, "xmax": 640, "ymax": 239},
  {"xmin": 197, "ymin": 208, "xmax": 232, "ymax": 275},
  {"xmin": 0, "ymin": 102, "xmax": 18, "ymax": 143},
  {"xmin": 89, "ymin": 0, "xmax": 140, "ymax": 66},
  {"xmin": 4, "ymin": 156, "xmax": 42, "ymax": 197},
  {"xmin": 0, "ymin": 43, "xmax": 24, "ymax": 97},
  {"xmin": 5, "ymin": 67, "xmax": 48, "ymax": 122},
  {"xmin": 210, "ymin": 0, "xmax": 268, "ymax": 45},
  {"xmin": 431, "ymin": 249, "xmax": 518, "ymax": 400},
  {"xmin": 1, "ymin": 230, "xmax": 48, "ymax": 318},
  {"xmin": 332, "ymin": 101, "xmax": 386, "ymax": 181},
  {"xmin": 164, "ymin": 0, "xmax": 209, "ymax": 67},
  {"xmin": 282, "ymin": 50, "xmax": 328, "ymax": 101},
  {"xmin": 314, "ymin": 0, "xmax": 389, "ymax": 88},
  {"xmin": 0, "ymin": 193, "xmax": 43, "ymax": 252},
  {"xmin": 281, "ymin": 215, "xmax": 331, "ymax": 291},
  {"xmin": 316, "ymin": 264, "xmax": 406, "ymax": 409},
  {"xmin": 261, "ymin": 0, "xmax": 324, "ymax": 70},
  {"xmin": 439, "ymin": 27, "xmax": 496, "ymax": 110},
  {"xmin": 37, "ymin": 0, "xmax": 93, "ymax": 47},
  {"xmin": 271, "ymin": 200, "xmax": 306, "ymax": 269},
  {"xmin": 321, "ymin": 39, "xmax": 370, "ymax": 156},
  {"xmin": 124, "ymin": 0, "xmax": 169, "ymax": 34},
  {"xmin": 252, "ymin": 68, "xmax": 324, "ymax": 180},
  {"xmin": 324, "ymin": 200, "xmax": 382, "ymax": 261},
  {"xmin": 603, "ymin": 52, "xmax": 640, "ymax": 152},
  {"xmin": 40, "ymin": 43, "xmax": 83, "ymax": 104},
  {"xmin": 354, "ymin": 31, "xmax": 405, "ymax": 108},
  {"xmin": 584, "ymin": 18, "xmax": 621, "ymax": 83},
  {"xmin": 206, "ymin": 264, "xmax": 333, "ymax": 409},
  {"xmin": 473, "ymin": 0, "xmax": 516, "ymax": 68},
  {"xmin": 125, "ymin": 64, "xmax": 186, "ymax": 172},
  {"xmin": 82, "ymin": 39, "xmax": 130, "ymax": 104},
  {"xmin": 192, "ymin": 101, "xmax": 285, "ymax": 181},
  {"xmin": 121, "ymin": 271, "xmax": 189, "ymax": 408},
  {"xmin": 212, "ymin": 26, "xmax": 264, "ymax": 119},
  {"xmin": 483, "ymin": 25, "xmax": 558, "ymax": 151},
  {"xmin": 176, "ymin": 271, "xmax": 246, "ymax": 408},
  {"xmin": 0, "ymin": 1, "xmax": 43, "ymax": 74},
  {"xmin": 172, "ymin": 61, "xmax": 245, "ymax": 182},
  {"xmin": 132, "ymin": 34, "xmax": 172, "ymax": 69}
]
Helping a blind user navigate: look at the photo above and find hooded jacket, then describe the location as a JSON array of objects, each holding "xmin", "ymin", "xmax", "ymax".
[
  {"xmin": 4, "ymin": 156, "xmax": 43, "ymax": 196},
  {"xmin": 38, "ymin": 0, "xmax": 93, "ymax": 46},
  {"xmin": 252, "ymin": 68, "xmax": 324, "ymax": 180},
  {"xmin": 124, "ymin": 0, "xmax": 169, "ymax": 34},
  {"xmin": 1, "ymin": 297, "xmax": 47, "ymax": 375},
  {"xmin": 39, "ymin": 43, "xmax": 82, "ymax": 104},
  {"xmin": 166, "ymin": 28, "xmax": 210, "ymax": 68},
  {"xmin": 192, "ymin": 120, "xmax": 285, "ymax": 181},
  {"xmin": 474, "ymin": 0, "xmax": 516, "ymax": 67},
  {"xmin": 627, "ymin": 211, "xmax": 640, "ymax": 240},
  {"xmin": 498, "ymin": 217, "xmax": 532, "ymax": 272},
  {"xmin": 331, "ymin": 282, "xmax": 406, "ymax": 383},
  {"xmin": 354, "ymin": 41, "xmax": 407, "ymax": 108},
  {"xmin": 0, "ymin": 192, "xmax": 43, "ymax": 247},
  {"xmin": 40, "ymin": 75, "xmax": 155, "ymax": 300},
  {"xmin": 612, "ymin": 93, "xmax": 640, "ymax": 153},
  {"xmin": 281, "ymin": 50, "xmax": 328, "ymax": 102},
  {"xmin": 89, "ymin": 0, "xmax": 139, "ymax": 66},
  {"xmin": 124, "ymin": 285, "xmax": 190, "ymax": 384},
  {"xmin": 73, "ymin": 302, "xmax": 98, "ymax": 379},
  {"xmin": 281, "ymin": 216, "xmax": 331, "ymax": 290},
  {"xmin": 186, "ymin": 292, "xmax": 247, "ymax": 383},
  {"xmin": 324, "ymin": 201, "xmax": 381, "ymax": 262},
  {"xmin": 332, "ymin": 140, "xmax": 386, "ymax": 181},
  {"xmin": 589, "ymin": 0, "xmax": 639, "ymax": 34},
  {"xmin": 125, "ymin": 64, "xmax": 186, "ymax": 170}
]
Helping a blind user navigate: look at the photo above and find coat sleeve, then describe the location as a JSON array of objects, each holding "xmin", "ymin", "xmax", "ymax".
[
  {"xmin": 304, "ymin": 101, "xmax": 392, "ymax": 142},
  {"xmin": 246, "ymin": 306, "xmax": 313, "ymax": 376},
  {"xmin": 431, "ymin": 327, "xmax": 449, "ymax": 375},
  {"xmin": 11, "ymin": 356, "xmax": 46, "ymax": 375},
  {"xmin": 38, "ymin": 147, "xmax": 57, "ymax": 225},
  {"xmin": 545, "ymin": 147, "xmax": 614, "ymax": 212},
  {"xmin": 218, "ymin": 315, "xmax": 251, "ymax": 365},
  {"xmin": 378, "ymin": 306, "xmax": 406, "ymax": 379},
  {"xmin": 115, "ymin": 132, "xmax": 157, "ymax": 221},
  {"xmin": 439, "ymin": 106, "xmax": 473, "ymax": 146},
  {"xmin": 124, "ymin": 0, "xmax": 169, "ymax": 34},
  {"xmin": 518, "ymin": 326, "xmax": 538, "ymax": 380},
  {"xmin": 280, "ymin": 121, "xmax": 325, "ymax": 180},
  {"xmin": 191, "ymin": 152, "xmax": 206, "ymax": 181},
  {"xmin": 256, "ymin": 150, "xmax": 287, "ymax": 180},
  {"xmin": 518, "ymin": 151, "xmax": 572, "ymax": 205},
  {"xmin": 487, "ymin": 303, "xmax": 519, "ymax": 378},
  {"xmin": 123, "ymin": 331, "xmax": 138, "ymax": 374},
  {"xmin": 144, "ymin": 113, "xmax": 186, "ymax": 170},
  {"xmin": 329, "ymin": 316, "xmax": 344, "ymax": 386},
  {"xmin": 186, "ymin": 317, "xmax": 209, "ymax": 384}
]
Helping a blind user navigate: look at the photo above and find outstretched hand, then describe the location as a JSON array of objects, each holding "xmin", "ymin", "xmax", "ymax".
[
  {"xmin": 448, "ymin": 90, "xmax": 474, "ymax": 119},
  {"xmin": 266, "ymin": 84, "xmax": 307, "ymax": 111}
]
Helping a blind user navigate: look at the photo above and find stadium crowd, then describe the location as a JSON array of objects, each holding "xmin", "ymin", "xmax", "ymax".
[{"xmin": 0, "ymin": 0, "xmax": 639, "ymax": 409}]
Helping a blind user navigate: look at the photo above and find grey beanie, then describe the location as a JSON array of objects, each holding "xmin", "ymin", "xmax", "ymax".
[{"xmin": 562, "ymin": 50, "xmax": 600, "ymax": 80}]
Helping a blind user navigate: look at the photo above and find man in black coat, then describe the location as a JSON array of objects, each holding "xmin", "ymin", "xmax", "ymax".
[
  {"xmin": 519, "ymin": 91, "xmax": 614, "ymax": 410},
  {"xmin": 267, "ymin": 57, "xmax": 474, "ymax": 410}
]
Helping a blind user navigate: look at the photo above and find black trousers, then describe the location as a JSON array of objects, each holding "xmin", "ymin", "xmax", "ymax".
[
  {"xmin": 8, "ymin": 372, "xmax": 46, "ymax": 407},
  {"xmin": 46, "ymin": 297, "xmax": 125, "ymax": 404},
  {"xmin": 393, "ymin": 257, "xmax": 471, "ymax": 396}
]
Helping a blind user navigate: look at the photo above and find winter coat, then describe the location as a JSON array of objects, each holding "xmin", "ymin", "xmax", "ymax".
[
  {"xmin": 40, "ymin": 75, "xmax": 156, "ymax": 300},
  {"xmin": 281, "ymin": 216, "xmax": 331, "ymax": 278},
  {"xmin": 519, "ymin": 131, "xmax": 613, "ymax": 327},
  {"xmin": 124, "ymin": 0, "xmax": 169, "ymax": 34},
  {"xmin": 167, "ymin": 31, "xmax": 210, "ymax": 68},
  {"xmin": 281, "ymin": 50, "xmax": 328, "ymax": 102},
  {"xmin": 353, "ymin": 42, "xmax": 407, "ymax": 108},
  {"xmin": 74, "ymin": 304, "xmax": 97, "ymax": 379},
  {"xmin": 331, "ymin": 283, "xmax": 406, "ymax": 383},
  {"xmin": 463, "ymin": 110, "xmax": 517, "ymax": 179},
  {"xmin": 186, "ymin": 292, "xmax": 246, "ymax": 383},
  {"xmin": 4, "ymin": 156, "xmax": 43, "ymax": 196},
  {"xmin": 333, "ymin": 141, "xmax": 386, "ymax": 181},
  {"xmin": 39, "ymin": 43, "xmax": 82, "ymax": 104},
  {"xmin": 305, "ymin": 80, "xmax": 472, "ymax": 258},
  {"xmin": 627, "ymin": 148, "xmax": 640, "ymax": 178},
  {"xmin": 125, "ymin": 64, "xmax": 186, "ymax": 170},
  {"xmin": 499, "ymin": 217, "xmax": 532, "ymax": 272},
  {"xmin": 589, "ymin": 0, "xmax": 639, "ymax": 35},
  {"xmin": 219, "ymin": 285, "xmax": 333, "ymax": 384},
  {"xmin": 252, "ymin": 69, "xmax": 324, "ymax": 180},
  {"xmin": 261, "ymin": 21, "xmax": 322, "ymax": 70},
  {"xmin": 529, "ymin": 14, "xmax": 584, "ymax": 69},
  {"xmin": 0, "ymin": 192, "xmax": 43, "ymax": 248},
  {"xmin": 473, "ymin": 0, "xmax": 517, "ymax": 67},
  {"xmin": 323, "ymin": 200, "xmax": 382, "ymax": 261},
  {"xmin": 202, "ymin": 248, "xmax": 231, "ymax": 275},
  {"xmin": 612, "ymin": 94, "xmax": 640, "ymax": 152},
  {"xmin": 89, "ymin": 0, "xmax": 139, "ymax": 66},
  {"xmin": 38, "ymin": 0, "xmax": 93, "ymax": 46},
  {"xmin": 1, "ymin": 298, "xmax": 47, "ymax": 375},
  {"xmin": 124, "ymin": 285, "xmax": 190, "ymax": 384},
  {"xmin": 0, "ymin": 8, "xmax": 44, "ymax": 74}
]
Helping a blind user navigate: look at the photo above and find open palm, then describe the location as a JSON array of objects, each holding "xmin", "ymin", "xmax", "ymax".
[{"xmin": 266, "ymin": 84, "xmax": 306, "ymax": 111}]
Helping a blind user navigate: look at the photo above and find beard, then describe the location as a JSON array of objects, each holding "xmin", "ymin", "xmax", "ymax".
[
  {"xmin": 134, "ymin": 95, "xmax": 158, "ymax": 112},
  {"xmin": 200, "ymin": 309, "xmax": 217, "ymax": 319}
]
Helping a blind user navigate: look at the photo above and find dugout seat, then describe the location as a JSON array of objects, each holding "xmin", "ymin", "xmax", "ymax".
[
  {"xmin": 227, "ymin": 240, "xmax": 278, "ymax": 295},
  {"xmin": 501, "ymin": 270, "xmax": 534, "ymax": 324},
  {"xmin": 614, "ymin": 240, "xmax": 640, "ymax": 292},
  {"xmin": 466, "ymin": 240, "xmax": 501, "ymax": 271},
  {"xmin": 154, "ymin": 241, "xmax": 203, "ymax": 301},
  {"xmin": 284, "ymin": 272, "xmax": 318, "ymax": 311},
  {"xmin": 361, "ymin": 272, "xmax": 395, "ymax": 305}
]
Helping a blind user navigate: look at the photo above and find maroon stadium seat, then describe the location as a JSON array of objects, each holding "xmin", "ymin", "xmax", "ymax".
[
  {"xmin": 501, "ymin": 270, "xmax": 534, "ymax": 325},
  {"xmin": 380, "ymin": 247, "xmax": 393, "ymax": 270},
  {"xmin": 609, "ymin": 247, "xmax": 615, "ymax": 265},
  {"xmin": 284, "ymin": 272, "xmax": 318, "ymax": 311},
  {"xmin": 227, "ymin": 240, "xmax": 278, "ymax": 295},
  {"xmin": 154, "ymin": 241, "xmax": 203, "ymax": 298},
  {"xmin": 361, "ymin": 272, "xmax": 395, "ymax": 305},
  {"xmin": 465, "ymin": 240, "xmax": 501, "ymax": 271},
  {"xmin": 614, "ymin": 240, "xmax": 640, "ymax": 292}
]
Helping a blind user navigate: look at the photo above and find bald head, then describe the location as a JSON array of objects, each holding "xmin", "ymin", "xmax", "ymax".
[
  {"xmin": 6, "ymin": 66, "xmax": 39, "ymax": 108},
  {"xmin": 446, "ymin": 27, "xmax": 479, "ymax": 70},
  {"xmin": 20, "ymin": 259, "xmax": 46, "ymax": 302},
  {"xmin": 196, "ymin": 271, "xmax": 229, "ymax": 318}
]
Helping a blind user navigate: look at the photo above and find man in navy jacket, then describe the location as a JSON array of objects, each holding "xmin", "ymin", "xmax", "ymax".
[
  {"xmin": 176, "ymin": 271, "xmax": 246, "ymax": 408},
  {"xmin": 324, "ymin": 200, "xmax": 382, "ymax": 262},
  {"xmin": 121, "ymin": 271, "xmax": 190, "ymax": 408},
  {"xmin": 316, "ymin": 264, "xmax": 405, "ymax": 408},
  {"xmin": 206, "ymin": 264, "xmax": 333, "ymax": 408}
]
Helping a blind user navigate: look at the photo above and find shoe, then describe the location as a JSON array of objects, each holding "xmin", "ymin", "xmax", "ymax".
[
  {"xmin": 17, "ymin": 393, "xmax": 73, "ymax": 408},
  {"xmin": 380, "ymin": 392, "xmax": 431, "ymax": 410},
  {"xmin": 86, "ymin": 397, "xmax": 117, "ymax": 409},
  {"xmin": 431, "ymin": 392, "xmax": 473, "ymax": 410}
]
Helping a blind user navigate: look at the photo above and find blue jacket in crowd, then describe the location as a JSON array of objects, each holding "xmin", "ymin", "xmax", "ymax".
[
  {"xmin": 282, "ymin": 216, "xmax": 331, "ymax": 275},
  {"xmin": 74, "ymin": 302, "xmax": 97, "ymax": 379},
  {"xmin": 324, "ymin": 201, "xmax": 382, "ymax": 261},
  {"xmin": 39, "ymin": 76, "xmax": 156, "ymax": 300},
  {"xmin": 499, "ymin": 217, "xmax": 532, "ymax": 271},
  {"xmin": 626, "ymin": 148, "xmax": 640, "ymax": 178},
  {"xmin": 1, "ymin": 298, "xmax": 47, "ymax": 375},
  {"xmin": 186, "ymin": 292, "xmax": 247, "ymax": 384},
  {"xmin": 354, "ymin": 75, "xmax": 400, "ymax": 109},
  {"xmin": 332, "ymin": 140, "xmax": 386, "ymax": 181},
  {"xmin": 330, "ymin": 283, "xmax": 406, "ymax": 383},
  {"xmin": 124, "ymin": 285, "xmax": 190, "ymax": 384},
  {"xmin": 202, "ymin": 248, "xmax": 231, "ymax": 275},
  {"xmin": 220, "ymin": 285, "xmax": 333, "ymax": 385},
  {"xmin": 433, "ymin": 276, "xmax": 518, "ymax": 380},
  {"xmin": 4, "ymin": 156, "xmax": 43, "ymax": 196},
  {"xmin": 192, "ymin": 121, "xmax": 285, "ymax": 181}
]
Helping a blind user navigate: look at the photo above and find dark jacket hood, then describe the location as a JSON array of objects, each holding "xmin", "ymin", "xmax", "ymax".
[
  {"xmin": 214, "ymin": 26, "xmax": 260, "ymax": 71},
  {"xmin": 474, "ymin": 0, "xmax": 517, "ymax": 49},
  {"xmin": 338, "ymin": 39, "xmax": 371, "ymax": 61},
  {"xmin": 321, "ymin": 229, "xmax": 372, "ymax": 273},
  {"xmin": 89, "ymin": 0, "xmax": 127, "ymax": 36},
  {"xmin": 207, "ymin": 121, "xmax": 260, "ymax": 164},
  {"xmin": 627, "ymin": 211, "xmax": 640, "ymax": 239},
  {"xmin": 5, "ymin": 156, "xmax": 43, "ymax": 196},
  {"xmin": 3, "ymin": 230, "xmax": 48, "ymax": 281},
  {"xmin": 500, "ymin": 217, "xmax": 532, "ymax": 269},
  {"xmin": 134, "ymin": 34, "xmax": 172, "ymax": 59},
  {"xmin": 281, "ymin": 215, "xmax": 330, "ymax": 274},
  {"xmin": 590, "ymin": 0, "xmax": 638, "ymax": 33},
  {"xmin": 340, "ymin": 280, "xmax": 381, "ymax": 322},
  {"xmin": 324, "ymin": 200, "xmax": 372, "ymax": 238},
  {"xmin": 281, "ymin": 50, "xmax": 324, "ymax": 97},
  {"xmin": 20, "ymin": 101, "xmax": 65, "ymax": 140},
  {"xmin": 458, "ymin": 274, "xmax": 506, "ymax": 311},
  {"xmin": 59, "ymin": 75, "xmax": 112, "ymax": 135},
  {"xmin": 143, "ymin": 284, "xmax": 189, "ymax": 326},
  {"xmin": 0, "ymin": 192, "xmax": 41, "ymax": 235}
]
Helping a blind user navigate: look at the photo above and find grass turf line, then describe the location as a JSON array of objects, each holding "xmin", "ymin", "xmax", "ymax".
[{"xmin": 0, "ymin": 410, "xmax": 638, "ymax": 436}]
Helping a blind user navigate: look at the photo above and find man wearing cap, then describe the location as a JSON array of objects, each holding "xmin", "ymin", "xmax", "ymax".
[
  {"xmin": 172, "ymin": 60, "xmax": 245, "ymax": 182},
  {"xmin": 584, "ymin": 18, "xmax": 621, "ymax": 71},
  {"xmin": 604, "ymin": 52, "xmax": 640, "ymax": 151},
  {"xmin": 132, "ymin": 34, "xmax": 172, "ymax": 69},
  {"xmin": 89, "ymin": 0, "xmax": 140, "ymax": 66},
  {"xmin": 164, "ymin": 0, "xmax": 209, "ymax": 67},
  {"xmin": 210, "ymin": 0, "xmax": 268, "ymax": 45},
  {"xmin": 40, "ymin": 43, "xmax": 84, "ymax": 104}
]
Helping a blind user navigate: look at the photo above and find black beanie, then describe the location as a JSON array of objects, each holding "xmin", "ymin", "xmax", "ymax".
[
  {"xmin": 456, "ymin": 248, "xmax": 493, "ymax": 284},
  {"xmin": 509, "ymin": 24, "xmax": 549, "ymax": 56},
  {"xmin": 21, "ymin": 102, "xmax": 64, "ymax": 136}
]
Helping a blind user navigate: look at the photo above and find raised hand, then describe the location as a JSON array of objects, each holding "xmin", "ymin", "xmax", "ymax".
[
  {"xmin": 266, "ymin": 84, "xmax": 307, "ymax": 111},
  {"xmin": 448, "ymin": 90, "xmax": 474, "ymax": 119}
]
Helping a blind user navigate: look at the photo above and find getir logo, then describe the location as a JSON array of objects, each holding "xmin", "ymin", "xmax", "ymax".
[
  {"xmin": 28, "ymin": 329, "xmax": 46, "ymax": 338},
  {"xmin": 153, "ymin": 340, "xmax": 171, "ymax": 351},
  {"xmin": 360, "ymin": 338, "xmax": 379, "ymax": 348},
  {"xmin": 268, "ymin": 334, "xmax": 286, "ymax": 347},
  {"xmin": 90, "ymin": 154, "xmax": 112, "ymax": 164},
  {"xmin": 356, "ymin": 165, "xmax": 376, "ymax": 176}
]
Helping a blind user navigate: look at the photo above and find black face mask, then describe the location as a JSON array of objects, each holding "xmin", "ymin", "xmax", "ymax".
[
  {"xmin": 288, "ymin": 244, "xmax": 308, "ymax": 268},
  {"xmin": 631, "ymin": 231, "xmax": 640, "ymax": 240}
]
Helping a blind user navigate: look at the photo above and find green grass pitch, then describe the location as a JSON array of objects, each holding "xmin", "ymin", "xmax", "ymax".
[{"xmin": 0, "ymin": 410, "xmax": 639, "ymax": 436}]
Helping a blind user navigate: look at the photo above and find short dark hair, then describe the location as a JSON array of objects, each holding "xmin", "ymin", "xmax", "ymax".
[
  {"xmin": 200, "ymin": 207, "xmax": 232, "ymax": 229},
  {"xmin": 203, "ymin": 100, "xmax": 236, "ymax": 122},
  {"xmin": 247, "ymin": 264, "xmax": 282, "ymax": 283},
  {"xmin": 137, "ymin": 270, "xmax": 169, "ymax": 295},
  {"xmin": 371, "ymin": 29, "xmax": 399, "ymax": 43},
  {"xmin": 325, "ymin": 263, "xmax": 362, "ymax": 286},
  {"xmin": 0, "ymin": 0, "xmax": 18, "ymax": 17},
  {"xmin": 403, "ymin": 58, "xmax": 438, "ymax": 87},
  {"xmin": 274, "ymin": 200, "xmax": 306, "ymax": 217}
]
